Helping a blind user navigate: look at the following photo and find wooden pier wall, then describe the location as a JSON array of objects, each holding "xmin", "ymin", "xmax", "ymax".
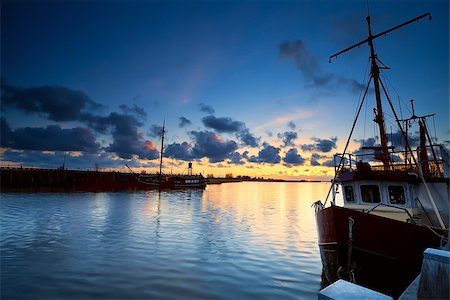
[{"xmin": 0, "ymin": 167, "xmax": 142, "ymax": 192}]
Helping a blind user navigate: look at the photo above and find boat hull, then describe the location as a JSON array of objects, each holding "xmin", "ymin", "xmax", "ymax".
[{"xmin": 316, "ymin": 205, "xmax": 443, "ymax": 298}]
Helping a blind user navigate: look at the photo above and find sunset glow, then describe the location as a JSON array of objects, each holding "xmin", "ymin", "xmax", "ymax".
[{"xmin": 1, "ymin": 1, "xmax": 448, "ymax": 180}]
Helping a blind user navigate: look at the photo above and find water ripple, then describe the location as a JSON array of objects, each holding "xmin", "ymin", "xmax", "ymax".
[{"xmin": 1, "ymin": 182, "xmax": 330, "ymax": 299}]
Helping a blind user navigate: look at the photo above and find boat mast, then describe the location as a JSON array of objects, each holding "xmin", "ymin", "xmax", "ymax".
[
  {"xmin": 159, "ymin": 119, "xmax": 165, "ymax": 175},
  {"xmin": 366, "ymin": 16, "xmax": 390, "ymax": 170},
  {"xmin": 329, "ymin": 12, "xmax": 432, "ymax": 170}
]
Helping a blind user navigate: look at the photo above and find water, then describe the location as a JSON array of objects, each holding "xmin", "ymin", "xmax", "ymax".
[{"xmin": 1, "ymin": 182, "xmax": 329, "ymax": 299}]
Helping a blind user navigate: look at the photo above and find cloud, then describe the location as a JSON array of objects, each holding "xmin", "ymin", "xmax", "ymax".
[
  {"xmin": 301, "ymin": 137, "xmax": 337, "ymax": 153},
  {"xmin": 287, "ymin": 121, "xmax": 296, "ymax": 129},
  {"xmin": 1, "ymin": 118, "xmax": 100, "ymax": 152},
  {"xmin": 248, "ymin": 143, "xmax": 281, "ymax": 164},
  {"xmin": 1, "ymin": 149, "xmax": 155, "ymax": 170},
  {"xmin": 119, "ymin": 104, "xmax": 146, "ymax": 118},
  {"xmin": 202, "ymin": 115, "xmax": 243, "ymax": 133},
  {"xmin": 277, "ymin": 131, "xmax": 298, "ymax": 147},
  {"xmin": 198, "ymin": 103, "xmax": 215, "ymax": 115},
  {"xmin": 354, "ymin": 137, "xmax": 377, "ymax": 148},
  {"xmin": 1, "ymin": 83, "xmax": 103, "ymax": 122},
  {"xmin": 283, "ymin": 148, "xmax": 305, "ymax": 167},
  {"xmin": 148, "ymin": 124, "xmax": 163, "ymax": 138},
  {"xmin": 236, "ymin": 128, "xmax": 259, "ymax": 147},
  {"xmin": 179, "ymin": 116, "xmax": 192, "ymax": 128},
  {"xmin": 279, "ymin": 40, "xmax": 365, "ymax": 92},
  {"xmin": 228, "ymin": 152, "xmax": 246, "ymax": 165},
  {"xmin": 322, "ymin": 159, "xmax": 336, "ymax": 167},
  {"xmin": 165, "ymin": 131, "xmax": 238, "ymax": 163},
  {"xmin": 1, "ymin": 82, "xmax": 161, "ymax": 161},
  {"xmin": 202, "ymin": 115, "xmax": 259, "ymax": 147},
  {"xmin": 107, "ymin": 135, "xmax": 158, "ymax": 160},
  {"xmin": 386, "ymin": 130, "xmax": 419, "ymax": 149},
  {"xmin": 311, "ymin": 153, "xmax": 327, "ymax": 166},
  {"xmin": 190, "ymin": 131, "xmax": 238, "ymax": 163},
  {"xmin": 164, "ymin": 142, "xmax": 193, "ymax": 161}
]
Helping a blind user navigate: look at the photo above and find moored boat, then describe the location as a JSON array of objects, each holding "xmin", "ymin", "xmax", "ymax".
[
  {"xmin": 129, "ymin": 121, "xmax": 207, "ymax": 190},
  {"xmin": 314, "ymin": 12, "xmax": 449, "ymax": 298}
]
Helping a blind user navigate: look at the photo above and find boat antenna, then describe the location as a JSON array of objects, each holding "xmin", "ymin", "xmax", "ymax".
[
  {"xmin": 329, "ymin": 12, "xmax": 432, "ymax": 170},
  {"xmin": 159, "ymin": 118, "xmax": 165, "ymax": 175}
]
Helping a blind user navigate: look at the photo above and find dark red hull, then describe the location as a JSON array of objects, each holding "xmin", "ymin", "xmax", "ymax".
[{"xmin": 316, "ymin": 205, "xmax": 442, "ymax": 298}]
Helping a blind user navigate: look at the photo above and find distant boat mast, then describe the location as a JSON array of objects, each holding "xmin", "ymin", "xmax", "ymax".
[{"xmin": 159, "ymin": 119, "xmax": 165, "ymax": 175}]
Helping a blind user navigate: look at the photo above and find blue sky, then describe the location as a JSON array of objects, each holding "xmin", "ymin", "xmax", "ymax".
[{"xmin": 1, "ymin": 0, "xmax": 448, "ymax": 179}]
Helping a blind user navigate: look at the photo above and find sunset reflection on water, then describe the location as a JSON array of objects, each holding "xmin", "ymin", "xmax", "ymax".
[{"xmin": 1, "ymin": 182, "xmax": 332, "ymax": 299}]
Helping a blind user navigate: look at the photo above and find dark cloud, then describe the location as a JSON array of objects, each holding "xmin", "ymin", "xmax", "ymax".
[
  {"xmin": 106, "ymin": 114, "xmax": 158, "ymax": 159},
  {"xmin": 202, "ymin": 115, "xmax": 259, "ymax": 147},
  {"xmin": 198, "ymin": 103, "xmax": 215, "ymax": 115},
  {"xmin": 287, "ymin": 121, "xmax": 296, "ymax": 130},
  {"xmin": 248, "ymin": 143, "xmax": 281, "ymax": 164},
  {"xmin": 165, "ymin": 142, "xmax": 192, "ymax": 161},
  {"xmin": 352, "ymin": 133, "xmax": 418, "ymax": 162},
  {"xmin": 354, "ymin": 137, "xmax": 377, "ymax": 148},
  {"xmin": 310, "ymin": 159, "xmax": 321, "ymax": 166},
  {"xmin": 1, "ymin": 83, "xmax": 103, "ymax": 122},
  {"xmin": 1, "ymin": 149, "xmax": 156, "ymax": 170},
  {"xmin": 202, "ymin": 115, "xmax": 243, "ymax": 133},
  {"xmin": 179, "ymin": 116, "xmax": 192, "ymax": 128},
  {"xmin": 279, "ymin": 40, "xmax": 365, "ymax": 93},
  {"xmin": 190, "ymin": 131, "xmax": 238, "ymax": 163},
  {"xmin": 119, "ymin": 104, "xmax": 147, "ymax": 118},
  {"xmin": 149, "ymin": 124, "xmax": 163, "ymax": 138},
  {"xmin": 107, "ymin": 136, "xmax": 158, "ymax": 160},
  {"xmin": 236, "ymin": 128, "xmax": 259, "ymax": 147},
  {"xmin": 165, "ymin": 131, "xmax": 238, "ymax": 163},
  {"xmin": 301, "ymin": 137, "xmax": 337, "ymax": 153},
  {"xmin": 322, "ymin": 159, "xmax": 336, "ymax": 167},
  {"xmin": 1, "ymin": 118, "xmax": 100, "ymax": 152},
  {"xmin": 387, "ymin": 130, "xmax": 419, "ymax": 149},
  {"xmin": 83, "ymin": 111, "xmax": 159, "ymax": 160},
  {"xmin": 283, "ymin": 148, "xmax": 305, "ymax": 167},
  {"xmin": 1, "ymin": 83, "xmax": 161, "ymax": 161},
  {"xmin": 277, "ymin": 131, "xmax": 298, "ymax": 147},
  {"xmin": 228, "ymin": 152, "xmax": 246, "ymax": 165},
  {"xmin": 311, "ymin": 153, "xmax": 327, "ymax": 166}
]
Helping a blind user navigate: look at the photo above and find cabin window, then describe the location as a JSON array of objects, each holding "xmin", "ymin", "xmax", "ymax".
[
  {"xmin": 344, "ymin": 186, "xmax": 355, "ymax": 203},
  {"xmin": 360, "ymin": 185, "xmax": 381, "ymax": 203},
  {"xmin": 388, "ymin": 186, "xmax": 406, "ymax": 205}
]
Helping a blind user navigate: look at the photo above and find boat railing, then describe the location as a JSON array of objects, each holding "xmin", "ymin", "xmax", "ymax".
[
  {"xmin": 334, "ymin": 144, "xmax": 448, "ymax": 179},
  {"xmin": 366, "ymin": 202, "xmax": 416, "ymax": 224}
]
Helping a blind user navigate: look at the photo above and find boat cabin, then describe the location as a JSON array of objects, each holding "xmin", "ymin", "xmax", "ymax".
[
  {"xmin": 337, "ymin": 179, "xmax": 418, "ymax": 222},
  {"xmin": 332, "ymin": 145, "xmax": 449, "ymax": 224}
]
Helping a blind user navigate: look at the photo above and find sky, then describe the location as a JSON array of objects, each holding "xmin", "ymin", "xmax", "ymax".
[{"xmin": 1, "ymin": 0, "xmax": 449, "ymax": 180}]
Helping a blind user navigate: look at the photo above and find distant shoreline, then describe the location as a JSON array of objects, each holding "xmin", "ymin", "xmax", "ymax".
[{"xmin": 206, "ymin": 178, "xmax": 324, "ymax": 184}]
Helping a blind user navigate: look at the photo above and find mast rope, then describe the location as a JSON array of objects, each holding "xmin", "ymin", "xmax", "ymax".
[
  {"xmin": 323, "ymin": 77, "xmax": 373, "ymax": 207},
  {"xmin": 432, "ymin": 115, "xmax": 438, "ymax": 143},
  {"xmin": 380, "ymin": 70, "xmax": 412, "ymax": 117},
  {"xmin": 361, "ymin": 57, "xmax": 371, "ymax": 144},
  {"xmin": 379, "ymin": 78, "xmax": 446, "ymax": 229}
]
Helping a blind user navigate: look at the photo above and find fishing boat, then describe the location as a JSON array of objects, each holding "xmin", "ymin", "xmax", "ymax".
[
  {"xmin": 128, "ymin": 122, "xmax": 207, "ymax": 190},
  {"xmin": 314, "ymin": 13, "xmax": 449, "ymax": 298}
]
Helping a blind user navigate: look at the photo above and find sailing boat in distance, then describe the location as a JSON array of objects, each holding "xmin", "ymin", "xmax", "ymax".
[{"xmin": 133, "ymin": 120, "xmax": 207, "ymax": 189}]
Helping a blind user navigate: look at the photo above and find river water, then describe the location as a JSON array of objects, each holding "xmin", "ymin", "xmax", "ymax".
[{"xmin": 1, "ymin": 182, "xmax": 330, "ymax": 299}]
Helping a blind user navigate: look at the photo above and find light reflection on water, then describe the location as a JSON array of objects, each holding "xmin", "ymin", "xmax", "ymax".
[{"xmin": 1, "ymin": 182, "xmax": 330, "ymax": 299}]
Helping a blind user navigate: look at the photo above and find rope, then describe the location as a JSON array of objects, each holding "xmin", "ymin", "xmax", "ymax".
[
  {"xmin": 379, "ymin": 79, "xmax": 446, "ymax": 229},
  {"xmin": 323, "ymin": 77, "xmax": 373, "ymax": 207}
]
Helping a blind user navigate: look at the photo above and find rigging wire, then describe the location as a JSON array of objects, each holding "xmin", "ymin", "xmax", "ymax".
[
  {"xmin": 361, "ymin": 57, "xmax": 371, "ymax": 144},
  {"xmin": 432, "ymin": 115, "xmax": 438, "ymax": 143},
  {"xmin": 380, "ymin": 70, "xmax": 412, "ymax": 116}
]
